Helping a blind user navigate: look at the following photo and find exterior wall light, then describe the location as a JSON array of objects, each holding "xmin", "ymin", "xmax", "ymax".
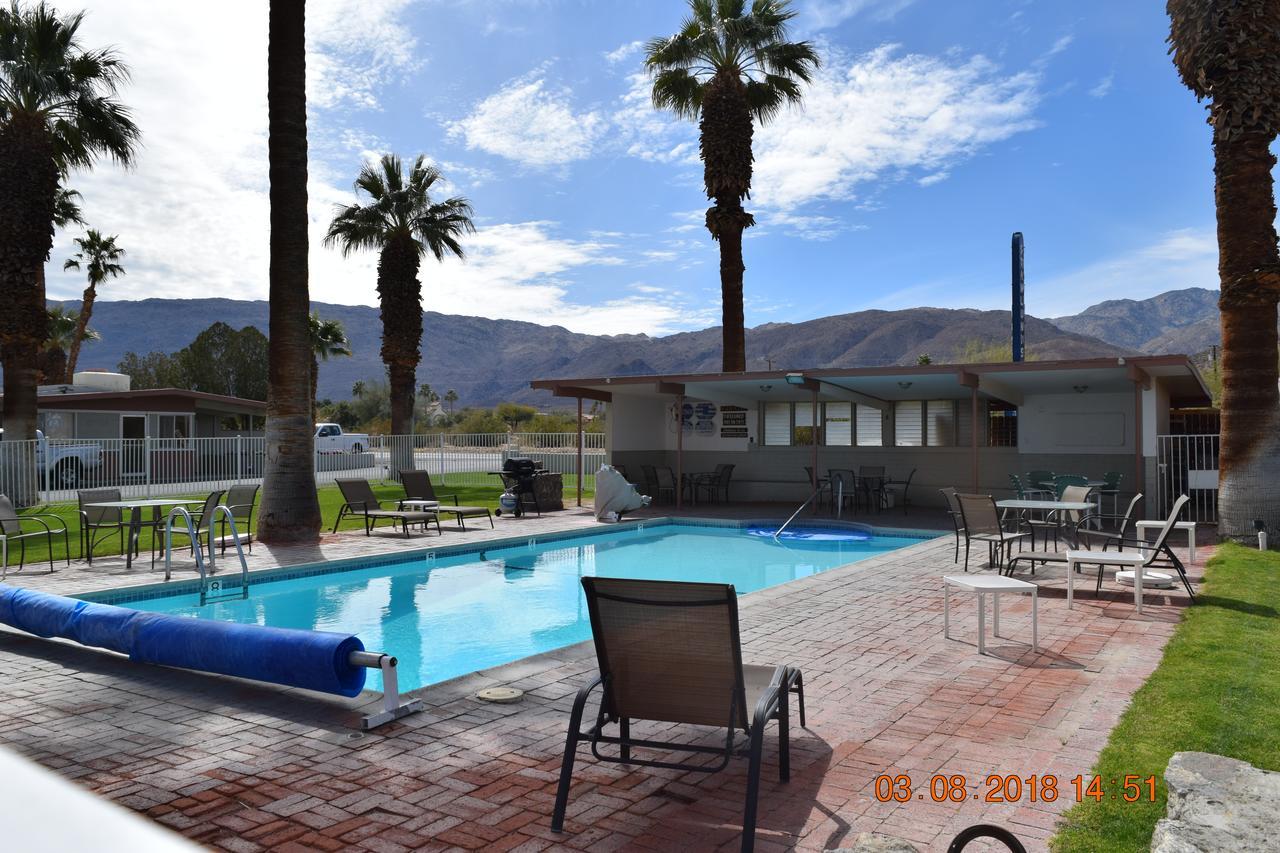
[
  {"xmin": 784, "ymin": 373, "xmax": 807, "ymax": 386},
  {"xmin": 1073, "ymin": 385, "xmax": 1089, "ymax": 393},
  {"xmin": 759, "ymin": 384, "xmax": 773, "ymax": 393}
]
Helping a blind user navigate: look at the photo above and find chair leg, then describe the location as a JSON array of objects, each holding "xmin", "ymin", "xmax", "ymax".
[
  {"xmin": 332, "ymin": 506, "xmax": 346, "ymax": 534},
  {"xmin": 792, "ymin": 670, "xmax": 806, "ymax": 728},
  {"xmin": 963, "ymin": 540, "xmax": 970, "ymax": 572},
  {"xmin": 741, "ymin": 719, "xmax": 766, "ymax": 853},
  {"xmin": 778, "ymin": 689, "xmax": 791, "ymax": 783},
  {"xmin": 619, "ymin": 718, "xmax": 631, "ymax": 763},
  {"xmin": 551, "ymin": 683, "xmax": 594, "ymax": 833}
]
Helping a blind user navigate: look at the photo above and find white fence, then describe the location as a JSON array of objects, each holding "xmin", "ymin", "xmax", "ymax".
[
  {"xmin": 0, "ymin": 432, "xmax": 606, "ymax": 507},
  {"xmin": 1156, "ymin": 434, "xmax": 1219, "ymax": 523}
]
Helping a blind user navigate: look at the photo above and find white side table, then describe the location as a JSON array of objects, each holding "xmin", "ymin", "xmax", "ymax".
[
  {"xmin": 1134, "ymin": 520, "xmax": 1196, "ymax": 562},
  {"xmin": 943, "ymin": 574, "xmax": 1038, "ymax": 654},
  {"xmin": 398, "ymin": 500, "xmax": 440, "ymax": 511}
]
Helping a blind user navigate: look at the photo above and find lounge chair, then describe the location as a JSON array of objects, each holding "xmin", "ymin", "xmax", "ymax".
[
  {"xmin": 333, "ymin": 478, "xmax": 441, "ymax": 537},
  {"xmin": 397, "ymin": 470, "xmax": 493, "ymax": 530},
  {"xmin": 78, "ymin": 487, "xmax": 125, "ymax": 563},
  {"xmin": 0, "ymin": 494, "xmax": 70, "ymax": 576},
  {"xmin": 551, "ymin": 577, "xmax": 805, "ymax": 853},
  {"xmin": 1067, "ymin": 494, "xmax": 1196, "ymax": 599},
  {"xmin": 214, "ymin": 483, "xmax": 258, "ymax": 554},
  {"xmin": 956, "ymin": 493, "xmax": 1030, "ymax": 572},
  {"xmin": 1077, "ymin": 493, "xmax": 1142, "ymax": 552}
]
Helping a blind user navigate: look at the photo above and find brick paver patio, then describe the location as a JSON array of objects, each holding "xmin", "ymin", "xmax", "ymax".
[{"xmin": 0, "ymin": 508, "xmax": 1202, "ymax": 852}]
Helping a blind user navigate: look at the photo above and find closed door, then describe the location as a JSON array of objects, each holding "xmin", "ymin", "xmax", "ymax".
[{"xmin": 122, "ymin": 415, "xmax": 146, "ymax": 475}]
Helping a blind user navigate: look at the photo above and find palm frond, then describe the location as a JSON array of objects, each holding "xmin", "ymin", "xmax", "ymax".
[{"xmin": 651, "ymin": 68, "xmax": 705, "ymax": 119}]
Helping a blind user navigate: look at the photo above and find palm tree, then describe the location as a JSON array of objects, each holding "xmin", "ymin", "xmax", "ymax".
[
  {"xmin": 62, "ymin": 229, "xmax": 125, "ymax": 381},
  {"xmin": 39, "ymin": 303, "xmax": 97, "ymax": 383},
  {"xmin": 308, "ymin": 313, "xmax": 352, "ymax": 421},
  {"xmin": 646, "ymin": 0, "xmax": 818, "ymax": 372},
  {"xmin": 323, "ymin": 154, "xmax": 475, "ymax": 438},
  {"xmin": 351, "ymin": 380, "xmax": 365, "ymax": 398},
  {"xmin": 258, "ymin": 0, "xmax": 321, "ymax": 545},
  {"xmin": 444, "ymin": 389, "xmax": 458, "ymax": 414},
  {"xmin": 0, "ymin": 2, "xmax": 138, "ymax": 441},
  {"xmin": 1168, "ymin": 0, "xmax": 1280, "ymax": 540},
  {"xmin": 418, "ymin": 383, "xmax": 439, "ymax": 403}
]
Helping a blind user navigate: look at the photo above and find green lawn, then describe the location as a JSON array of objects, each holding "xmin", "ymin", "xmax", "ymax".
[
  {"xmin": 8, "ymin": 479, "xmax": 595, "ymax": 567},
  {"xmin": 1051, "ymin": 542, "xmax": 1280, "ymax": 851}
]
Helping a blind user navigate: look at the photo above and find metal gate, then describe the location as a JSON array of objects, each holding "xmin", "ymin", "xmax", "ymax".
[{"xmin": 1156, "ymin": 434, "xmax": 1219, "ymax": 523}]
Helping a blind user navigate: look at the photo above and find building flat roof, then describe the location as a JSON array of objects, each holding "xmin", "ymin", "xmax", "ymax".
[
  {"xmin": 532, "ymin": 354, "xmax": 1213, "ymax": 408},
  {"xmin": 1, "ymin": 387, "xmax": 266, "ymax": 415}
]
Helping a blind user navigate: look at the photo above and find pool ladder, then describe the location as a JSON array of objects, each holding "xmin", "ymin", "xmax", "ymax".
[
  {"xmin": 164, "ymin": 506, "xmax": 250, "ymax": 605},
  {"xmin": 774, "ymin": 483, "xmax": 830, "ymax": 541}
]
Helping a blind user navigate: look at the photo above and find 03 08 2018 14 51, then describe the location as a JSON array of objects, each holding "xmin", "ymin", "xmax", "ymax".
[{"xmin": 872, "ymin": 773, "xmax": 1158, "ymax": 804}]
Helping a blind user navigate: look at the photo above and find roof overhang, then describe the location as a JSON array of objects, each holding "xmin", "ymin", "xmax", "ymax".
[{"xmin": 531, "ymin": 355, "xmax": 1213, "ymax": 408}]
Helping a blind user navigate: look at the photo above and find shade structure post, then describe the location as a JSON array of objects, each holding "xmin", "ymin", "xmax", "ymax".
[
  {"xmin": 1133, "ymin": 381, "xmax": 1143, "ymax": 513},
  {"xmin": 971, "ymin": 387, "xmax": 980, "ymax": 492},
  {"xmin": 576, "ymin": 396, "xmax": 583, "ymax": 508},
  {"xmin": 676, "ymin": 394, "xmax": 684, "ymax": 510},
  {"xmin": 810, "ymin": 387, "xmax": 818, "ymax": 493}
]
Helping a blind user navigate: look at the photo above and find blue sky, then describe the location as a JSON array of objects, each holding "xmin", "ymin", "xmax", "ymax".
[{"xmin": 47, "ymin": 1, "xmax": 1221, "ymax": 335}]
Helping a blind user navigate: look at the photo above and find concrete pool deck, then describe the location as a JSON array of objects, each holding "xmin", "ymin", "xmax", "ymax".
[{"xmin": 0, "ymin": 505, "xmax": 1203, "ymax": 851}]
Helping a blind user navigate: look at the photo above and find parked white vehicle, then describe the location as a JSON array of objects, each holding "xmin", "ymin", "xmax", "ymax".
[
  {"xmin": 314, "ymin": 423, "xmax": 369, "ymax": 453},
  {"xmin": 0, "ymin": 428, "xmax": 103, "ymax": 489}
]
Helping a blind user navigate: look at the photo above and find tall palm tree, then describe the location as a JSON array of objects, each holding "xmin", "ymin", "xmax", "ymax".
[
  {"xmin": 308, "ymin": 312, "xmax": 352, "ymax": 420},
  {"xmin": 39, "ymin": 303, "xmax": 97, "ymax": 383},
  {"xmin": 351, "ymin": 380, "xmax": 365, "ymax": 398},
  {"xmin": 646, "ymin": 0, "xmax": 818, "ymax": 372},
  {"xmin": 62, "ymin": 229, "xmax": 125, "ymax": 381},
  {"xmin": 258, "ymin": 0, "xmax": 321, "ymax": 544},
  {"xmin": 0, "ymin": 2, "xmax": 138, "ymax": 441},
  {"xmin": 444, "ymin": 389, "xmax": 458, "ymax": 415},
  {"xmin": 1168, "ymin": 0, "xmax": 1280, "ymax": 539},
  {"xmin": 323, "ymin": 154, "xmax": 474, "ymax": 437}
]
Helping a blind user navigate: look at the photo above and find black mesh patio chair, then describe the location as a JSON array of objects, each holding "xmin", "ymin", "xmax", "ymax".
[
  {"xmin": 858, "ymin": 465, "xmax": 886, "ymax": 513},
  {"xmin": 166, "ymin": 490, "xmax": 224, "ymax": 560},
  {"xmin": 0, "ymin": 494, "xmax": 70, "ymax": 576},
  {"xmin": 219, "ymin": 483, "xmax": 258, "ymax": 554},
  {"xmin": 1099, "ymin": 471, "xmax": 1124, "ymax": 515},
  {"xmin": 653, "ymin": 467, "xmax": 677, "ymax": 504},
  {"xmin": 1006, "ymin": 474, "xmax": 1058, "ymax": 551},
  {"xmin": 956, "ymin": 493, "xmax": 1029, "ymax": 572},
  {"xmin": 552, "ymin": 577, "xmax": 805, "ymax": 853},
  {"xmin": 805, "ymin": 466, "xmax": 832, "ymax": 508},
  {"xmin": 639, "ymin": 464, "xmax": 659, "ymax": 498},
  {"xmin": 696, "ymin": 463, "xmax": 735, "ymax": 504},
  {"xmin": 78, "ymin": 487, "xmax": 125, "ymax": 563},
  {"xmin": 333, "ymin": 478, "xmax": 441, "ymax": 537},
  {"xmin": 399, "ymin": 470, "xmax": 493, "ymax": 529},
  {"xmin": 1052, "ymin": 474, "xmax": 1089, "ymax": 499},
  {"xmin": 884, "ymin": 468, "xmax": 915, "ymax": 515}
]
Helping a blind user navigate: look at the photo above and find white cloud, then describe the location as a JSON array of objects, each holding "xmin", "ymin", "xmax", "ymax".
[
  {"xmin": 612, "ymin": 72, "xmax": 700, "ymax": 164},
  {"xmin": 446, "ymin": 75, "xmax": 606, "ymax": 167},
  {"xmin": 307, "ymin": 0, "xmax": 422, "ymax": 110},
  {"xmin": 1089, "ymin": 73, "xmax": 1114, "ymax": 99},
  {"xmin": 750, "ymin": 45, "xmax": 1042, "ymax": 211},
  {"xmin": 604, "ymin": 40, "xmax": 644, "ymax": 66},
  {"xmin": 1037, "ymin": 228, "xmax": 1218, "ymax": 316},
  {"xmin": 799, "ymin": 0, "xmax": 919, "ymax": 31}
]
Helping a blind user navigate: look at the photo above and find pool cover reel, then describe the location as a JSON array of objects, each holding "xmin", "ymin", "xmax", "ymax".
[{"xmin": 0, "ymin": 584, "xmax": 367, "ymax": 697}]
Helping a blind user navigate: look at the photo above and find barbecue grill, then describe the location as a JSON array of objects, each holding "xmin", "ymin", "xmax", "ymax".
[{"xmin": 498, "ymin": 457, "xmax": 542, "ymax": 517}]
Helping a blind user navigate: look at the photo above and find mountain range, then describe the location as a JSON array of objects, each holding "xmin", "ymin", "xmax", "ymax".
[{"xmin": 52, "ymin": 287, "xmax": 1225, "ymax": 407}]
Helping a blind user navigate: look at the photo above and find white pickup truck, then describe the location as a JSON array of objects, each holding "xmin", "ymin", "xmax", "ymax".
[
  {"xmin": 314, "ymin": 423, "xmax": 369, "ymax": 453},
  {"xmin": 0, "ymin": 428, "xmax": 103, "ymax": 489}
]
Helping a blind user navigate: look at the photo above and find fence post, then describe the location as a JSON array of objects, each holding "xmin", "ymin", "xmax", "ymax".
[
  {"xmin": 236, "ymin": 434, "xmax": 243, "ymax": 483},
  {"xmin": 144, "ymin": 435, "xmax": 152, "ymax": 498}
]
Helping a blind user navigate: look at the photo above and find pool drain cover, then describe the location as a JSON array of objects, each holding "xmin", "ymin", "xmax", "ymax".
[{"xmin": 476, "ymin": 687, "xmax": 524, "ymax": 704}]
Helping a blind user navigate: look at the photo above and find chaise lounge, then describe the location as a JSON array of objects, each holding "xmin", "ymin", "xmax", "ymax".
[
  {"xmin": 397, "ymin": 470, "xmax": 493, "ymax": 530},
  {"xmin": 334, "ymin": 479, "xmax": 441, "ymax": 537}
]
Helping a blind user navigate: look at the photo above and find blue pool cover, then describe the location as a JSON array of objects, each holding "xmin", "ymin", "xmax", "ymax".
[
  {"xmin": 745, "ymin": 526, "xmax": 872, "ymax": 542},
  {"xmin": 0, "ymin": 584, "xmax": 366, "ymax": 697}
]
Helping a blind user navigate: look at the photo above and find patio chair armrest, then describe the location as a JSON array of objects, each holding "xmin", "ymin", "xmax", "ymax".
[
  {"xmin": 751, "ymin": 665, "xmax": 789, "ymax": 728},
  {"xmin": 13, "ymin": 515, "xmax": 59, "ymax": 534},
  {"xmin": 439, "ymin": 493, "xmax": 461, "ymax": 506}
]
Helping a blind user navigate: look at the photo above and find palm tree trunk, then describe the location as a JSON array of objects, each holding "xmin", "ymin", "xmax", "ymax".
[
  {"xmin": 700, "ymin": 70, "xmax": 754, "ymax": 373},
  {"xmin": 1213, "ymin": 130, "xmax": 1280, "ymax": 540},
  {"xmin": 0, "ymin": 113, "xmax": 59, "ymax": 443},
  {"xmin": 378, "ymin": 238, "xmax": 423, "ymax": 439},
  {"xmin": 310, "ymin": 355, "xmax": 319, "ymax": 425},
  {"xmin": 258, "ymin": 0, "xmax": 321, "ymax": 545},
  {"xmin": 65, "ymin": 282, "xmax": 96, "ymax": 382}
]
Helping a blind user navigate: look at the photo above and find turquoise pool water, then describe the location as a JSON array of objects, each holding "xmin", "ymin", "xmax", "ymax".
[{"xmin": 123, "ymin": 524, "xmax": 923, "ymax": 691}]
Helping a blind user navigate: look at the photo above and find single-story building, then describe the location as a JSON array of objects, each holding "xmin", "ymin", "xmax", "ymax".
[
  {"xmin": 531, "ymin": 355, "xmax": 1214, "ymax": 518},
  {"xmin": 1, "ymin": 371, "xmax": 266, "ymax": 441}
]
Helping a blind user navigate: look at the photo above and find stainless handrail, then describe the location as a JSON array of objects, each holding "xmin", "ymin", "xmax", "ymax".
[
  {"xmin": 164, "ymin": 505, "xmax": 248, "ymax": 605},
  {"xmin": 207, "ymin": 505, "xmax": 249, "ymax": 603},
  {"xmin": 774, "ymin": 483, "xmax": 827, "ymax": 541},
  {"xmin": 164, "ymin": 506, "xmax": 203, "ymax": 582}
]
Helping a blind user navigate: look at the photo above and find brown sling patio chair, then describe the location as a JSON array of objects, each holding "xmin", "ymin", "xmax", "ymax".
[
  {"xmin": 552, "ymin": 577, "xmax": 806, "ymax": 853},
  {"xmin": 398, "ymin": 470, "xmax": 493, "ymax": 530},
  {"xmin": 333, "ymin": 479, "xmax": 441, "ymax": 537}
]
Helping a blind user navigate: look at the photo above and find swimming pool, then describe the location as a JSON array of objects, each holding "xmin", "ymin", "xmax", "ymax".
[{"xmin": 110, "ymin": 522, "xmax": 927, "ymax": 692}]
